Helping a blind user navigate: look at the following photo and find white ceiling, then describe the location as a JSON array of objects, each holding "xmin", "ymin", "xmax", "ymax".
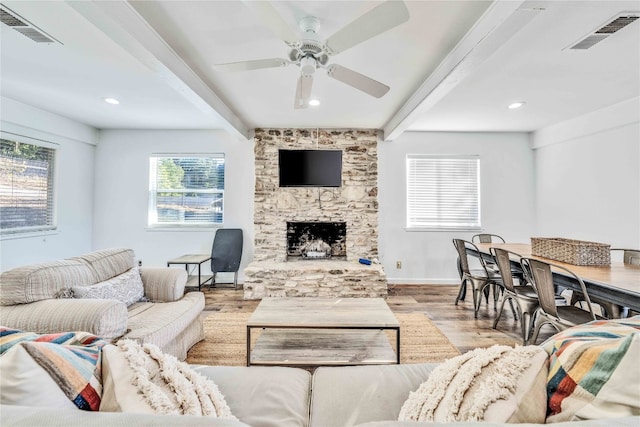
[{"xmin": 1, "ymin": 0, "xmax": 638, "ymax": 141}]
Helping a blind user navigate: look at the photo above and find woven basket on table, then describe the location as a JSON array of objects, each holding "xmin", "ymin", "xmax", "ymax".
[{"xmin": 531, "ymin": 237, "xmax": 611, "ymax": 266}]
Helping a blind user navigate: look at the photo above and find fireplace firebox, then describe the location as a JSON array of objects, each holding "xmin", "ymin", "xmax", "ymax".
[{"xmin": 286, "ymin": 221, "xmax": 346, "ymax": 260}]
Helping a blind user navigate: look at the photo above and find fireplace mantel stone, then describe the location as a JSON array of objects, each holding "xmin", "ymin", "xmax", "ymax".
[{"xmin": 243, "ymin": 260, "xmax": 387, "ymax": 299}]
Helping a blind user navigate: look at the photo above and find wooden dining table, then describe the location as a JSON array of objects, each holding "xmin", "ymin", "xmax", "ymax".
[{"xmin": 467, "ymin": 242, "xmax": 640, "ymax": 313}]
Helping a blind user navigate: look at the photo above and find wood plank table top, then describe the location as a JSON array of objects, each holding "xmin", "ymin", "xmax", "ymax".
[
  {"xmin": 472, "ymin": 243, "xmax": 640, "ymax": 312},
  {"xmin": 247, "ymin": 297, "xmax": 400, "ymax": 329},
  {"xmin": 166, "ymin": 254, "xmax": 211, "ymax": 264}
]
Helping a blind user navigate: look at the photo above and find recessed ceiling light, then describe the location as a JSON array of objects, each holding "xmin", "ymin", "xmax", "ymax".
[
  {"xmin": 508, "ymin": 101, "xmax": 525, "ymax": 110},
  {"xmin": 104, "ymin": 97, "xmax": 120, "ymax": 105},
  {"xmin": 309, "ymin": 99, "xmax": 320, "ymax": 106}
]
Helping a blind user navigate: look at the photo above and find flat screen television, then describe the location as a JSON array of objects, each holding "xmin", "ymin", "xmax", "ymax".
[{"xmin": 278, "ymin": 149, "xmax": 342, "ymax": 187}]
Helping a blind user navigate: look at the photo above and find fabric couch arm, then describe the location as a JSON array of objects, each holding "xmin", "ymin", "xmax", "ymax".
[
  {"xmin": 0, "ymin": 299, "xmax": 127, "ymax": 341},
  {"xmin": 140, "ymin": 267, "xmax": 187, "ymax": 302}
]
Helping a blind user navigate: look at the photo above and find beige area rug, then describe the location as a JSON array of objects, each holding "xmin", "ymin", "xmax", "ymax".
[{"xmin": 186, "ymin": 311, "xmax": 460, "ymax": 366}]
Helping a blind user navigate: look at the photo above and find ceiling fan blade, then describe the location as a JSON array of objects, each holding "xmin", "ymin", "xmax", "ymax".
[
  {"xmin": 327, "ymin": 64, "xmax": 389, "ymax": 98},
  {"xmin": 325, "ymin": 0, "xmax": 409, "ymax": 55},
  {"xmin": 215, "ymin": 58, "xmax": 288, "ymax": 72},
  {"xmin": 294, "ymin": 74, "xmax": 313, "ymax": 109},
  {"xmin": 243, "ymin": 1, "xmax": 299, "ymax": 45}
]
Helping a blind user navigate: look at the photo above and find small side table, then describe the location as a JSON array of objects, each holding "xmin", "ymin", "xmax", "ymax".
[{"xmin": 167, "ymin": 254, "xmax": 212, "ymax": 291}]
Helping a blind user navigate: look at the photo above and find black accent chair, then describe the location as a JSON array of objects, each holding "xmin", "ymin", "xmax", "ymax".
[{"xmin": 211, "ymin": 228, "xmax": 243, "ymax": 290}]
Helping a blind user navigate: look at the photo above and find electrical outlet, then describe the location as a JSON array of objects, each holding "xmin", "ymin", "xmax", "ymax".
[{"xmin": 396, "ymin": 261, "xmax": 402, "ymax": 269}]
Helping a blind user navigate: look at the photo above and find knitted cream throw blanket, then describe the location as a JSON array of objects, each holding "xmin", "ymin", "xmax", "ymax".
[{"xmin": 116, "ymin": 339, "xmax": 236, "ymax": 419}]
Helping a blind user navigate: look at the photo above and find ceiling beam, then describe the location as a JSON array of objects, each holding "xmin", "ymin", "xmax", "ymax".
[
  {"xmin": 383, "ymin": 0, "xmax": 541, "ymax": 141},
  {"xmin": 68, "ymin": 0, "xmax": 251, "ymax": 140}
]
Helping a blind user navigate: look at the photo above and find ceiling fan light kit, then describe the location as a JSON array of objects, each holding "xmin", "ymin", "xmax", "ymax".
[
  {"xmin": 300, "ymin": 56, "xmax": 317, "ymax": 76},
  {"xmin": 217, "ymin": 0, "xmax": 410, "ymax": 109}
]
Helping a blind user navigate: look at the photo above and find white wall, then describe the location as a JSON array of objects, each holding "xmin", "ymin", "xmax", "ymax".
[
  {"xmin": 93, "ymin": 130, "xmax": 255, "ymax": 282},
  {"xmin": 0, "ymin": 97, "xmax": 97, "ymax": 271},
  {"xmin": 532, "ymin": 98, "xmax": 640, "ymax": 248},
  {"xmin": 379, "ymin": 131, "xmax": 535, "ymax": 284}
]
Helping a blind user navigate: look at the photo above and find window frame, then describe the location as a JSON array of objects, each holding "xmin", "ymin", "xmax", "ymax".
[
  {"xmin": 147, "ymin": 153, "xmax": 225, "ymax": 229},
  {"xmin": 0, "ymin": 133, "xmax": 58, "ymax": 237},
  {"xmin": 405, "ymin": 154, "xmax": 481, "ymax": 231}
]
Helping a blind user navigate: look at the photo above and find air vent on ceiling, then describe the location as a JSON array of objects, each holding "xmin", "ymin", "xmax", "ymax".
[
  {"xmin": 0, "ymin": 4, "xmax": 60, "ymax": 44},
  {"xmin": 569, "ymin": 13, "xmax": 639, "ymax": 50}
]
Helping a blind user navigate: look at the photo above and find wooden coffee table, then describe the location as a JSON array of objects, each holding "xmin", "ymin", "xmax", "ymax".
[{"xmin": 246, "ymin": 297, "xmax": 400, "ymax": 366}]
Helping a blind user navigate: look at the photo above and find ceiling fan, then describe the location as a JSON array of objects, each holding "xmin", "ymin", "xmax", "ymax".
[{"xmin": 215, "ymin": 1, "xmax": 410, "ymax": 109}]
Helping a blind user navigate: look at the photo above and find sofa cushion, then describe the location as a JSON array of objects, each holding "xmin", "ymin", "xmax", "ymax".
[
  {"xmin": 353, "ymin": 416, "xmax": 640, "ymax": 427},
  {"xmin": 192, "ymin": 365, "xmax": 312, "ymax": 427},
  {"xmin": 309, "ymin": 363, "xmax": 437, "ymax": 427},
  {"xmin": 397, "ymin": 345, "xmax": 548, "ymax": 423},
  {"xmin": 541, "ymin": 317, "xmax": 640, "ymax": 423},
  {"xmin": 71, "ymin": 248, "xmax": 136, "ymax": 283},
  {"xmin": 0, "ymin": 298, "xmax": 128, "ymax": 341},
  {"xmin": 100, "ymin": 341, "xmax": 235, "ymax": 418},
  {"xmin": 0, "ymin": 260, "xmax": 95, "ymax": 305},
  {"xmin": 0, "ymin": 405, "xmax": 252, "ymax": 426},
  {"xmin": 72, "ymin": 267, "xmax": 144, "ymax": 307}
]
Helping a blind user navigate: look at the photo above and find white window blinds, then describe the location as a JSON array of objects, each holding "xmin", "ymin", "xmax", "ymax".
[
  {"xmin": 406, "ymin": 155, "xmax": 480, "ymax": 229},
  {"xmin": 0, "ymin": 138, "xmax": 56, "ymax": 234},
  {"xmin": 149, "ymin": 154, "xmax": 225, "ymax": 226}
]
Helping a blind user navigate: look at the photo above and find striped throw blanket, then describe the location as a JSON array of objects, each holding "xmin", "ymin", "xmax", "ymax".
[
  {"xmin": 541, "ymin": 316, "xmax": 640, "ymax": 422},
  {"xmin": 0, "ymin": 327, "xmax": 107, "ymax": 411}
]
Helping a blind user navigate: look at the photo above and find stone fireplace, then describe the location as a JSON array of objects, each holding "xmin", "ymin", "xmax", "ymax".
[
  {"xmin": 243, "ymin": 128, "xmax": 387, "ymax": 299},
  {"xmin": 287, "ymin": 221, "xmax": 346, "ymax": 261}
]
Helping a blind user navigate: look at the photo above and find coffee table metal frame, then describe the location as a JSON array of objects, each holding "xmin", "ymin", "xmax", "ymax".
[{"xmin": 246, "ymin": 297, "xmax": 400, "ymax": 367}]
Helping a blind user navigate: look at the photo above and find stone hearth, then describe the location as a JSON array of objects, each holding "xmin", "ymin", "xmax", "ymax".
[{"xmin": 243, "ymin": 261, "xmax": 387, "ymax": 299}]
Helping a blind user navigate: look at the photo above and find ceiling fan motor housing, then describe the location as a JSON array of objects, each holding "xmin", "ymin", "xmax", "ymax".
[
  {"xmin": 288, "ymin": 38, "xmax": 329, "ymax": 69},
  {"xmin": 299, "ymin": 16, "xmax": 321, "ymax": 36}
]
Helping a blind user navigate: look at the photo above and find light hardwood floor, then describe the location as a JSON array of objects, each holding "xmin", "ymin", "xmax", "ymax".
[{"xmin": 199, "ymin": 284, "xmax": 556, "ymax": 354}]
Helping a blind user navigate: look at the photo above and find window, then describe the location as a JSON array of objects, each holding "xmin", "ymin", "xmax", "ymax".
[
  {"xmin": 0, "ymin": 138, "xmax": 56, "ymax": 234},
  {"xmin": 148, "ymin": 154, "xmax": 225, "ymax": 227},
  {"xmin": 406, "ymin": 155, "xmax": 480, "ymax": 229}
]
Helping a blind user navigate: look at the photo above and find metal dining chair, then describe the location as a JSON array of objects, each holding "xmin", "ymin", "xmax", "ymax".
[
  {"xmin": 453, "ymin": 239, "xmax": 503, "ymax": 319},
  {"xmin": 491, "ymin": 248, "xmax": 539, "ymax": 345},
  {"xmin": 612, "ymin": 248, "xmax": 640, "ymax": 266},
  {"xmin": 471, "ymin": 234, "xmax": 506, "ymax": 273},
  {"xmin": 521, "ymin": 257, "xmax": 603, "ymax": 345},
  {"xmin": 472, "ymin": 233, "xmax": 506, "ymax": 244}
]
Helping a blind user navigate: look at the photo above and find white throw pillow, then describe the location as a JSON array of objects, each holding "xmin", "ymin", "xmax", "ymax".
[
  {"xmin": 398, "ymin": 345, "xmax": 548, "ymax": 423},
  {"xmin": 0, "ymin": 343, "xmax": 78, "ymax": 409},
  {"xmin": 100, "ymin": 341, "xmax": 236, "ymax": 419},
  {"xmin": 73, "ymin": 267, "xmax": 143, "ymax": 306}
]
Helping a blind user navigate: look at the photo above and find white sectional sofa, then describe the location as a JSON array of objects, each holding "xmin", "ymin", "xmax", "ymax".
[
  {"xmin": 1, "ymin": 251, "xmax": 638, "ymax": 427},
  {"xmin": 0, "ymin": 361, "xmax": 639, "ymax": 427}
]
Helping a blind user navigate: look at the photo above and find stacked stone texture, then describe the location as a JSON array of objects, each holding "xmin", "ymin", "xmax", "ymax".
[
  {"xmin": 244, "ymin": 261, "xmax": 387, "ymax": 299},
  {"xmin": 245, "ymin": 128, "xmax": 387, "ymax": 299}
]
